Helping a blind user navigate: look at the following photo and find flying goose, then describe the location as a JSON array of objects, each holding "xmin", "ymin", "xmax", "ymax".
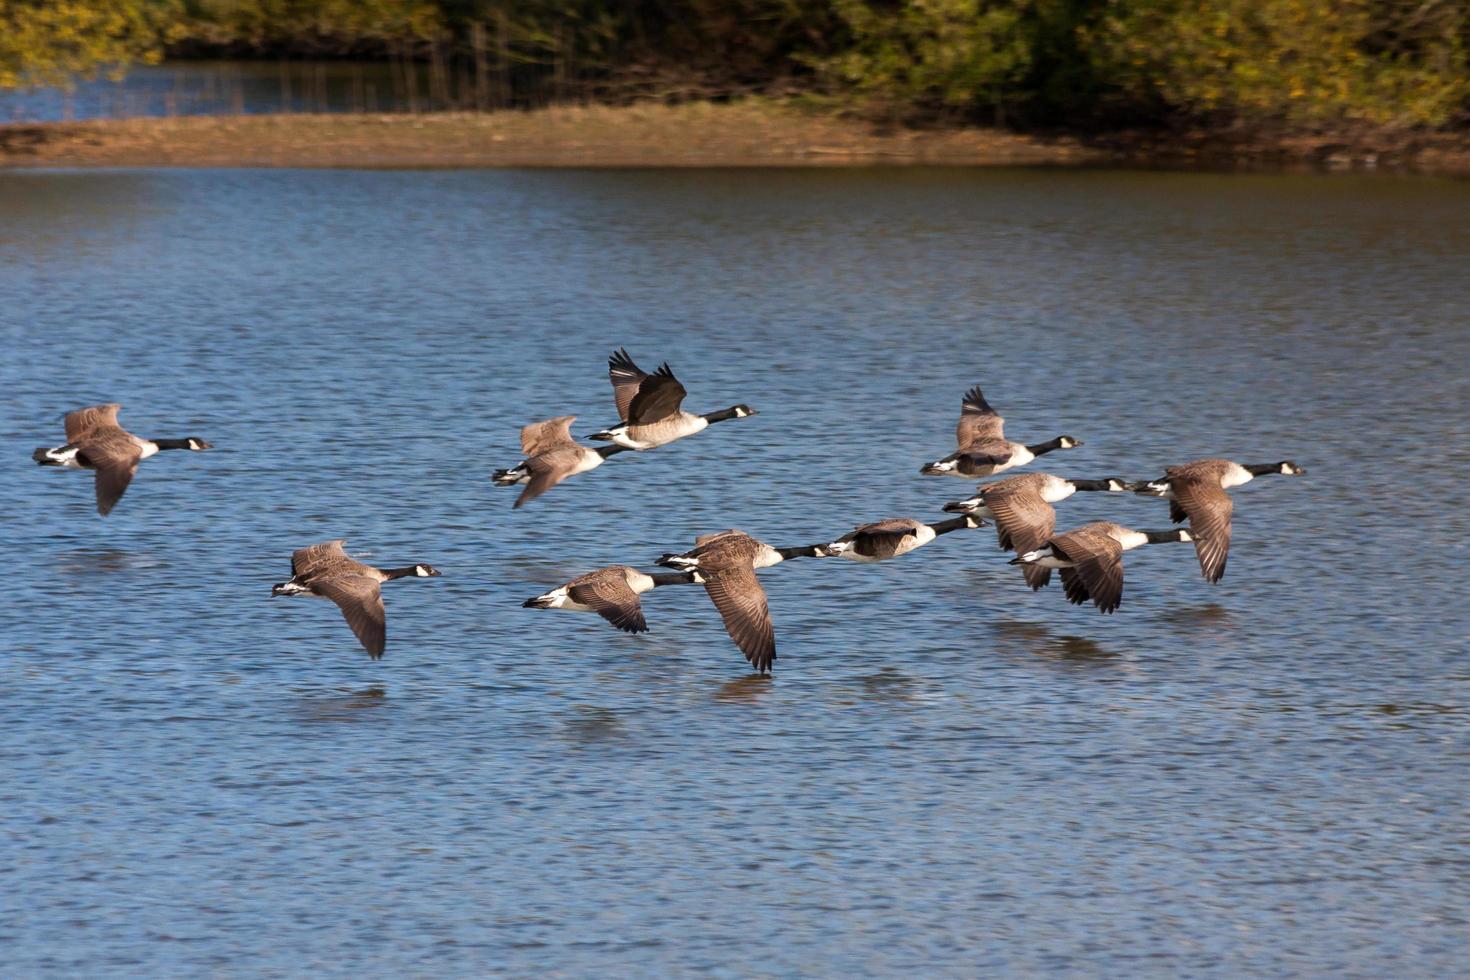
[
  {"xmin": 587, "ymin": 348, "xmax": 756, "ymax": 450},
  {"xmin": 522, "ymin": 565, "xmax": 697, "ymax": 634},
  {"xmin": 920, "ymin": 385, "xmax": 1081, "ymax": 479},
  {"xmin": 493, "ymin": 415, "xmax": 628, "ymax": 508},
  {"xmin": 1128, "ymin": 458, "xmax": 1305, "ymax": 583},
  {"xmin": 655, "ymin": 529, "xmax": 793, "ymax": 674},
  {"xmin": 271, "ymin": 540, "xmax": 441, "ymax": 659},
  {"xmin": 33, "ymin": 403, "xmax": 211, "ymax": 515},
  {"xmin": 1009, "ymin": 521, "xmax": 1192, "ymax": 614},
  {"xmin": 819, "ymin": 515, "xmax": 983, "ymax": 562},
  {"xmin": 942, "ymin": 472, "xmax": 1128, "ymax": 589}
]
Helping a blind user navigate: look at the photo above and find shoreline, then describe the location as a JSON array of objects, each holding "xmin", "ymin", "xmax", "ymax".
[{"xmin": 3, "ymin": 102, "xmax": 1468, "ymax": 175}]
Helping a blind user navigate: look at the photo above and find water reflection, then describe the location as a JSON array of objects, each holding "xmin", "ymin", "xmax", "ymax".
[
  {"xmin": 561, "ymin": 704, "xmax": 623, "ymax": 743},
  {"xmin": 991, "ymin": 620, "xmax": 1121, "ymax": 663},
  {"xmin": 1155, "ymin": 602, "xmax": 1234, "ymax": 628},
  {"xmin": 291, "ymin": 685, "xmax": 388, "ymax": 723},
  {"xmin": 713, "ymin": 675, "xmax": 771, "ymax": 704},
  {"xmin": 854, "ymin": 667, "xmax": 917, "ymax": 701}
]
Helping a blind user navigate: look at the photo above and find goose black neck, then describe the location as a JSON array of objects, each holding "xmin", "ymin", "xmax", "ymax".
[
  {"xmin": 382, "ymin": 566, "xmax": 422, "ymax": 580},
  {"xmin": 776, "ymin": 544, "xmax": 825, "ymax": 560},
  {"xmin": 1144, "ymin": 530, "xmax": 1189, "ymax": 544},
  {"xmin": 932, "ymin": 516, "xmax": 975, "ymax": 536},
  {"xmin": 1071, "ymin": 479, "xmax": 1117, "ymax": 492},
  {"xmin": 152, "ymin": 438, "xmax": 194, "ymax": 451},
  {"xmin": 1246, "ymin": 462, "xmax": 1283, "ymax": 476},
  {"xmin": 597, "ymin": 445, "xmax": 632, "ymax": 459},
  {"xmin": 702, "ymin": 406, "xmax": 744, "ymax": 424},
  {"xmin": 650, "ymin": 572, "xmax": 697, "ymax": 586},
  {"xmin": 1026, "ymin": 437, "xmax": 1068, "ymax": 456}
]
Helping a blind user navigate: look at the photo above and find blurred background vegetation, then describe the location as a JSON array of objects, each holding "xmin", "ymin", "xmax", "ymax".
[{"xmin": 2, "ymin": 0, "xmax": 1467, "ymax": 128}]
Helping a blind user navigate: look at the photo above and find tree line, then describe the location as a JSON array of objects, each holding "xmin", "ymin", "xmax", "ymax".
[{"xmin": 3, "ymin": 0, "xmax": 1467, "ymax": 128}]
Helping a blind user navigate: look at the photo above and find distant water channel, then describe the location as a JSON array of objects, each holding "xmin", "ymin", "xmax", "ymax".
[
  {"xmin": 1, "ymin": 167, "xmax": 1467, "ymax": 975},
  {"xmin": 1, "ymin": 60, "xmax": 444, "ymax": 122}
]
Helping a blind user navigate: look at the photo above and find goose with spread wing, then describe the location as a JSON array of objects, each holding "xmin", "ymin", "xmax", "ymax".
[
  {"xmin": 1128, "ymin": 458, "xmax": 1305, "ymax": 583},
  {"xmin": 33, "ymin": 403, "xmax": 211, "ymax": 515},
  {"xmin": 493, "ymin": 415, "xmax": 628, "ymax": 508},
  {"xmin": 588, "ymin": 348, "xmax": 756, "ymax": 450},
  {"xmin": 272, "ymin": 540, "xmax": 441, "ymax": 659},
  {"xmin": 920, "ymin": 385, "xmax": 1081, "ymax": 479}
]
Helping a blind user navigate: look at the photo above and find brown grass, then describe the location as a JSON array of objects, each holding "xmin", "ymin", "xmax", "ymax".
[{"xmin": 2, "ymin": 101, "xmax": 1467, "ymax": 173}]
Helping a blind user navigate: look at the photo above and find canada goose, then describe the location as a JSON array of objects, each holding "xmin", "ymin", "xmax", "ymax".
[
  {"xmin": 819, "ymin": 515, "xmax": 983, "ymax": 562},
  {"xmin": 920, "ymin": 385, "xmax": 1081, "ymax": 478},
  {"xmin": 522, "ymin": 565, "xmax": 696, "ymax": 633},
  {"xmin": 942, "ymin": 472, "xmax": 1128, "ymax": 589},
  {"xmin": 1009, "ymin": 521, "xmax": 1192, "ymax": 614},
  {"xmin": 1128, "ymin": 459, "xmax": 1306, "ymax": 583},
  {"xmin": 587, "ymin": 348, "xmax": 756, "ymax": 450},
  {"xmin": 655, "ymin": 529, "xmax": 790, "ymax": 673},
  {"xmin": 492, "ymin": 415, "xmax": 628, "ymax": 508},
  {"xmin": 271, "ymin": 540, "xmax": 441, "ymax": 659},
  {"xmin": 33, "ymin": 403, "xmax": 211, "ymax": 515}
]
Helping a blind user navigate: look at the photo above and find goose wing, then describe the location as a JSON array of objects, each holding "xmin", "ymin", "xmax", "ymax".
[
  {"xmin": 65, "ymin": 403, "xmax": 123, "ymax": 443},
  {"xmin": 1058, "ymin": 567, "xmax": 1091, "ymax": 606},
  {"xmin": 1170, "ymin": 478, "xmax": 1234, "ymax": 583},
  {"xmin": 956, "ymin": 385, "xmax": 1005, "ymax": 448},
  {"xmin": 292, "ymin": 539, "xmax": 350, "ymax": 577},
  {"xmin": 608, "ymin": 348, "xmax": 648, "ymax": 421},
  {"xmin": 515, "ymin": 448, "xmax": 583, "ymax": 508},
  {"xmin": 701, "ymin": 564, "xmax": 776, "ymax": 674},
  {"xmin": 1052, "ymin": 527, "xmax": 1125, "ymax": 613},
  {"xmin": 520, "ymin": 416, "xmax": 579, "ymax": 457},
  {"xmin": 314, "ymin": 575, "xmax": 387, "ymax": 659},
  {"xmin": 984, "ymin": 488, "xmax": 1056, "ymax": 590},
  {"xmin": 569, "ymin": 568, "xmax": 649, "ymax": 634},
  {"xmin": 82, "ymin": 431, "xmax": 142, "ymax": 516},
  {"xmin": 626, "ymin": 363, "xmax": 687, "ymax": 425}
]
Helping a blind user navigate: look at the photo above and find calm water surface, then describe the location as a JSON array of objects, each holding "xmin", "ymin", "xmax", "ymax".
[{"xmin": 1, "ymin": 168, "xmax": 1467, "ymax": 975}]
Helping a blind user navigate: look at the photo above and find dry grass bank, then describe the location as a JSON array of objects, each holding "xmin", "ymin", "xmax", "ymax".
[{"xmin": 2, "ymin": 101, "xmax": 1467, "ymax": 173}]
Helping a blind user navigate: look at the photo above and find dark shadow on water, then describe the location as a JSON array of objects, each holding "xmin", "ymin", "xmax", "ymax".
[
  {"xmin": 292, "ymin": 685, "xmax": 388, "ymax": 723},
  {"xmin": 1154, "ymin": 602, "xmax": 1234, "ymax": 628},
  {"xmin": 854, "ymin": 667, "xmax": 916, "ymax": 701},
  {"xmin": 55, "ymin": 547, "xmax": 152, "ymax": 576},
  {"xmin": 713, "ymin": 675, "xmax": 772, "ymax": 704},
  {"xmin": 992, "ymin": 620, "xmax": 1121, "ymax": 662},
  {"xmin": 561, "ymin": 705, "xmax": 623, "ymax": 744}
]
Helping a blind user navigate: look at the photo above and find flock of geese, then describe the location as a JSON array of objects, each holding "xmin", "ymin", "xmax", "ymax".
[{"xmin": 33, "ymin": 350, "xmax": 1304, "ymax": 673}]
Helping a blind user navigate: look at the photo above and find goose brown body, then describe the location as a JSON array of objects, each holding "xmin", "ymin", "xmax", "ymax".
[
  {"xmin": 657, "ymin": 530, "xmax": 780, "ymax": 674},
  {"xmin": 920, "ymin": 385, "xmax": 1080, "ymax": 479},
  {"xmin": 272, "ymin": 540, "xmax": 441, "ymax": 659},
  {"xmin": 33, "ymin": 403, "xmax": 212, "ymax": 515},
  {"xmin": 1133, "ymin": 458, "xmax": 1305, "ymax": 583}
]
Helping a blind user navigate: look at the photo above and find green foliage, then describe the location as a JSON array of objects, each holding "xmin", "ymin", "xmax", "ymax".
[
  {"xmin": 1091, "ymin": 0, "xmax": 1470, "ymax": 126},
  {"xmin": 814, "ymin": 0, "xmax": 1034, "ymax": 113},
  {"xmin": 3, "ymin": 0, "xmax": 1468, "ymax": 129},
  {"xmin": 178, "ymin": 0, "xmax": 444, "ymax": 50},
  {"xmin": 0, "ymin": 0, "xmax": 179, "ymax": 88}
]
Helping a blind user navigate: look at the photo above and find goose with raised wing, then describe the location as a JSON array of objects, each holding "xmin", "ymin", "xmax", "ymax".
[
  {"xmin": 523, "ymin": 565, "xmax": 696, "ymax": 634},
  {"xmin": 272, "ymin": 540, "xmax": 441, "ymax": 660},
  {"xmin": 33, "ymin": 403, "xmax": 211, "ymax": 515},
  {"xmin": 493, "ymin": 415, "xmax": 628, "ymax": 508},
  {"xmin": 655, "ymin": 530, "xmax": 796, "ymax": 674},
  {"xmin": 920, "ymin": 385, "xmax": 1081, "ymax": 479},
  {"xmin": 587, "ymin": 348, "xmax": 756, "ymax": 450},
  {"xmin": 943, "ymin": 472, "xmax": 1127, "ymax": 589},
  {"xmin": 1009, "ymin": 521, "xmax": 1192, "ymax": 614},
  {"xmin": 1128, "ymin": 458, "xmax": 1305, "ymax": 583},
  {"xmin": 819, "ymin": 515, "xmax": 984, "ymax": 562}
]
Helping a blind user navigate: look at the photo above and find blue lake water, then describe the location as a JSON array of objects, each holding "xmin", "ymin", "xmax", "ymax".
[{"xmin": 1, "ymin": 167, "xmax": 1467, "ymax": 975}]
